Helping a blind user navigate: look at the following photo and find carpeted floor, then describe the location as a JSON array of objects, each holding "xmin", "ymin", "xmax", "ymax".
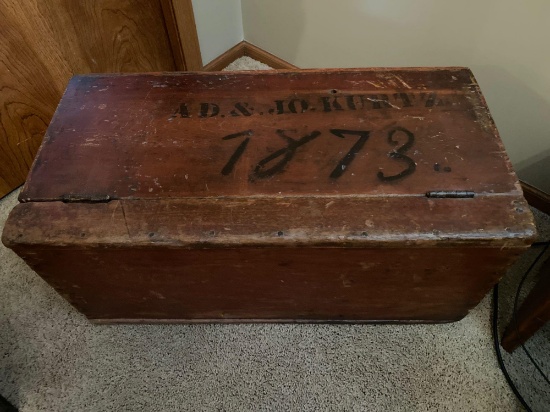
[
  {"xmin": 223, "ymin": 56, "xmax": 273, "ymax": 71},
  {"xmin": 1, "ymin": 57, "xmax": 549, "ymax": 411}
]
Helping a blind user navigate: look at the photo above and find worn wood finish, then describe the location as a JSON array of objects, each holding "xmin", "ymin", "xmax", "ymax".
[
  {"xmin": 6, "ymin": 244, "xmax": 524, "ymax": 323},
  {"xmin": 2, "ymin": 197, "xmax": 534, "ymax": 249},
  {"xmin": 2, "ymin": 68, "xmax": 536, "ymax": 322},
  {"xmin": 20, "ymin": 69, "xmax": 523, "ymax": 201},
  {"xmin": 0, "ymin": 0, "xmax": 176, "ymax": 198}
]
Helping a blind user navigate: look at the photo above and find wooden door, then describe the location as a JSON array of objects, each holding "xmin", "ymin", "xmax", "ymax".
[{"xmin": 0, "ymin": 0, "xmax": 181, "ymax": 198}]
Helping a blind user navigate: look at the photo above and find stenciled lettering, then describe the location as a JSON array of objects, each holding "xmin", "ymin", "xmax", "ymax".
[
  {"xmin": 170, "ymin": 103, "xmax": 191, "ymax": 118},
  {"xmin": 170, "ymin": 92, "xmax": 457, "ymax": 119},
  {"xmin": 230, "ymin": 102, "xmax": 253, "ymax": 117},
  {"xmin": 288, "ymin": 99, "xmax": 309, "ymax": 114},
  {"xmin": 320, "ymin": 96, "xmax": 345, "ymax": 112},
  {"xmin": 199, "ymin": 103, "xmax": 219, "ymax": 118}
]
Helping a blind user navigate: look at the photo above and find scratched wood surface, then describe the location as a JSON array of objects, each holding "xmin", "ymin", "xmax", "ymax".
[
  {"xmin": 2, "ymin": 68, "xmax": 537, "ymax": 322},
  {"xmin": 3, "ymin": 197, "xmax": 535, "ymax": 248},
  {"xmin": 5, "ymin": 244, "xmax": 524, "ymax": 322},
  {"xmin": 21, "ymin": 68, "xmax": 520, "ymax": 201},
  {"xmin": 0, "ymin": 0, "xmax": 175, "ymax": 198}
]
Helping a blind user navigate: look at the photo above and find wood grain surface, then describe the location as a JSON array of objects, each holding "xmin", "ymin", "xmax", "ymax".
[
  {"xmin": 2, "ymin": 197, "xmax": 535, "ymax": 249},
  {"xmin": 20, "ymin": 69, "xmax": 523, "ymax": 201},
  {"xmin": 0, "ymin": 0, "xmax": 175, "ymax": 198},
  {"xmin": 3, "ymin": 195, "xmax": 531, "ymax": 321},
  {"xmin": 6, "ymin": 243, "xmax": 524, "ymax": 322},
  {"xmin": 2, "ymin": 68, "xmax": 536, "ymax": 322},
  {"xmin": 161, "ymin": 0, "xmax": 203, "ymax": 71}
]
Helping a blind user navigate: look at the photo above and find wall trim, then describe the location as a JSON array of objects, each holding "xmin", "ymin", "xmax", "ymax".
[
  {"xmin": 203, "ymin": 42, "xmax": 246, "ymax": 71},
  {"xmin": 203, "ymin": 41, "xmax": 298, "ymax": 71},
  {"xmin": 520, "ymin": 181, "xmax": 550, "ymax": 216},
  {"xmin": 244, "ymin": 42, "xmax": 299, "ymax": 70},
  {"xmin": 160, "ymin": 0, "xmax": 203, "ymax": 71}
]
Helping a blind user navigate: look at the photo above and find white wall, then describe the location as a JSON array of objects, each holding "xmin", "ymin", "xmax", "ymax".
[
  {"xmin": 241, "ymin": 0, "xmax": 550, "ymax": 169},
  {"xmin": 192, "ymin": 0, "xmax": 244, "ymax": 65}
]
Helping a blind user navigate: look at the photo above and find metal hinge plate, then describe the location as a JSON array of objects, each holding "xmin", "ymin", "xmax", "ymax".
[{"xmin": 426, "ymin": 191, "xmax": 475, "ymax": 198}]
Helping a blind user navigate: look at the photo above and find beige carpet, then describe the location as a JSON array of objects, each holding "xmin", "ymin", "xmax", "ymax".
[
  {"xmin": 223, "ymin": 56, "xmax": 273, "ymax": 71},
  {"xmin": 1, "ymin": 57, "xmax": 549, "ymax": 412}
]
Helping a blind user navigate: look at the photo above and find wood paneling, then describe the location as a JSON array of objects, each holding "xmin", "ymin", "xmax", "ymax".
[{"xmin": 0, "ymin": 0, "xmax": 176, "ymax": 198}]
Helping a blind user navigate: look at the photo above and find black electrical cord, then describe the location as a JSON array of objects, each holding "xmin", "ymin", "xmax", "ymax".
[
  {"xmin": 521, "ymin": 343, "xmax": 550, "ymax": 387},
  {"xmin": 513, "ymin": 244, "xmax": 550, "ymax": 386},
  {"xmin": 492, "ymin": 285, "xmax": 532, "ymax": 412},
  {"xmin": 492, "ymin": 242, "xmax": 550, "ymax": 412}
]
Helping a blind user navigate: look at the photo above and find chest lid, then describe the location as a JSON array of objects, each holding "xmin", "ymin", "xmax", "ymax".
[{"xmin": 17, "ymin": 68, "xmax": 535, "ymax": 247}]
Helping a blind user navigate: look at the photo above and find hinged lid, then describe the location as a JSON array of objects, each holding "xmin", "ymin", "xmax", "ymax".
[{"xmin": 14, "ymin": 68, "xmax": 535, "ymax": 247}]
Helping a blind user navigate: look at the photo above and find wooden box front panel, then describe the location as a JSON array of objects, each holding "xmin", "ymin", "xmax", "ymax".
[
  {"xmin": 9, "ymin": 245, "xmax": 523, "ymax": 323},
  {"xmin": 2, "ymin": 194, "xmax": 535, "ymax": 322}
]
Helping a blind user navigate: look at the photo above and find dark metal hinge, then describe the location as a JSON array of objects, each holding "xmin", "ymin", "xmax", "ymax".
[
  {"xmin": 426, "ymin": 190, "xmax": 475, "ymax": 198},
  {"xmin": 61, "ymin": 194, "xmax": 112, "ymax": 203}
]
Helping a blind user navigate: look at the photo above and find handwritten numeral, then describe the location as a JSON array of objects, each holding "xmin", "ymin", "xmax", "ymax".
[
  {"xmin": 377, "ymin": 127, "xmax": 416, "ymax": 182},
  {"xmin": 220, "ymin": 126, "xmax": 417, "ymax": 182},
  {"xmin": 220, "ymin": 130, "xmax": 253, "ymax": 175},
  {"xmin": 329, "ymin": 129, "xmax": 370, "ymax": 179},
  {"xmin": 251, "ymin": 129, "xmax": 321, "ymax": 179}
]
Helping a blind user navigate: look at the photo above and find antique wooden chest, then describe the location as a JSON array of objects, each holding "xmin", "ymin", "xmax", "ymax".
[{"xmin": 2, "ymin": 68, "xmax": 536, "ymax": 323}]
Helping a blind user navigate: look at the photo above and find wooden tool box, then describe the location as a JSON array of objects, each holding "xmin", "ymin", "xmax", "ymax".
[{"xmin": 2, "ymin": 68, "xmax": 536, "ymax": 323}]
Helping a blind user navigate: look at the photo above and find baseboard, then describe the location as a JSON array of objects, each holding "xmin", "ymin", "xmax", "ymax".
[
  {"xmin": 521, "ymin": 180, "xmax": 550, "ymax": 215},
  {"xmin": 242, "ymin": 42, "xmax": 298, "ymax": 69},
  {"xmin": 203, "ymin": 41, "xmax": 297, "ymax": 71},
  {"xmin": 203, "ymin": 42, "xmax": 246, "ymax": 71}
]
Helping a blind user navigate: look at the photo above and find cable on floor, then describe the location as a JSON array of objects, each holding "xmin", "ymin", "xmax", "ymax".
[
  {"xmin": 492, "ymin": 241, "xmax": 550, "ymax": 412},
  {"xmin": 492, "ymin": 285, "xmax": 532, "ymax": 412},
  {"xmin": 513, "ymin": 244, "xmax": 550, "ymax": 386}
]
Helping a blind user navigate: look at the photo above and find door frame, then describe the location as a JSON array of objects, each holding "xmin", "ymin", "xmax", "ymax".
[{"xmin": 161, "ymin": 0, "xmax": 203, "ymax": 71}]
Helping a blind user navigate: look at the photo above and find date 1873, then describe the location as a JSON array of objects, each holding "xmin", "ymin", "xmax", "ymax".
[{"xmin": 220, "ymin": 126, "xmax": 416, "ymax": 182}]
